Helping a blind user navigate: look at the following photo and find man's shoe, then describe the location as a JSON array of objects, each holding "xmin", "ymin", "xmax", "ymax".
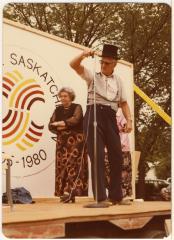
[
  {"xmin": 118, "ymin": 199, "xmax": 132, "ymax": 205},
  {"xmin": 110, "ymin": 199, "xmax": 132, "ymax": 205}
]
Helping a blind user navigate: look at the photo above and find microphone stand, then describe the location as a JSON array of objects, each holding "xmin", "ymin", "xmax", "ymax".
[
  {"xmin": 6, "ymin": 158, "xmax": 14, "ymax": 211},
  {"xmin": 84, "ymin": 54, "xmax": 110, "ymax": 208}
]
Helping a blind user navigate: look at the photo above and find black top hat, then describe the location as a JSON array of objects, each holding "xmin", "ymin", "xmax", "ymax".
[{"xmin": 101, "ymin": 44, "xmax": 118, "ymax": 59}]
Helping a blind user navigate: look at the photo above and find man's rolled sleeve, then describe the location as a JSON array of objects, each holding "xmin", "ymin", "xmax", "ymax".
[
  {"xmin": 79, "ymin": 67, "xmax": 93, "ymax": 86},
  {"xmin": 119, "ymin": 77, "xmax": 127, "ymax": 102}
]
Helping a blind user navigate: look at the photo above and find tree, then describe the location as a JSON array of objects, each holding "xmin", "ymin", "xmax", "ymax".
[
  {"xmin": 115, "ymin": 3, "xmax": 171, "ymax": 197},
  {"xmin": 3, "ymin": 3, "xmax": 123, "ymax": 47},
  {"xmin": 3, "ymin": 3, "xmax": 171, "ymax": 198}
]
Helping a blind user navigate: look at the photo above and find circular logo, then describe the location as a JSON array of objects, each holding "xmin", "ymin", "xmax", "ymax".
[{"xmin": 3, "ymin": 45, "xmax": 61, "ymax": 177}]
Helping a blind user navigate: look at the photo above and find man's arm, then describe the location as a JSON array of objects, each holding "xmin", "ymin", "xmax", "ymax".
[
  {"xmin": 120, "ymin": 101, "xmax": 132, "ymax": 133},
  {"xmin": 69, "ymin": 49, "xmax": 95, "ymax": 75}
]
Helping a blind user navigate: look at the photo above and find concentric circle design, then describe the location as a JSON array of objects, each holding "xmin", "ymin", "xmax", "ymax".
[{"xmin": 2, "ymin": 69, "xmax": 45, "ymax": 151}]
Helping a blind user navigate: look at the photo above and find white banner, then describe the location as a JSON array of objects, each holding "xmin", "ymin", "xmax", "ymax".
[{"xmin": 2, "ymin": 19, "xmax": 134, "ymax": 197}]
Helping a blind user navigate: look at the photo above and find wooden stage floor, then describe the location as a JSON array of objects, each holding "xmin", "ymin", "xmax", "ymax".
[{"xmin": 2, "ymin": 197, "xmax": 171, "ymax": 238}]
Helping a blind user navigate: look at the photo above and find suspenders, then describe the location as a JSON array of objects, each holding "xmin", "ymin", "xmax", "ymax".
[{"xmin": 87, "ymin": 72, "xmax": 120, "ymax": 105}]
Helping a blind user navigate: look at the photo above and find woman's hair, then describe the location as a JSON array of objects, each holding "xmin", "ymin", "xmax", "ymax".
[{"xmin": 58, "ymin": 87, "xmax": 76, "ymax": 101}]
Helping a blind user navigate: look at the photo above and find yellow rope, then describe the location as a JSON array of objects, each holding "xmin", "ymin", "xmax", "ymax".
[{"xmin": 134, "ymin": 84, "xmax": 171, "ymax": 125}]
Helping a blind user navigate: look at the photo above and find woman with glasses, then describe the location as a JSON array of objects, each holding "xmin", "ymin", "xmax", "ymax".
[{"xmin": 48, "ymin": 87, "xmax": 88, "ymax": 203}]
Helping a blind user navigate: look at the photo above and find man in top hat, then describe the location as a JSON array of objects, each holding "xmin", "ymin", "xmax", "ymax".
[{"xmin": 70, "ymin": 44, "xmax": 132, "ymax": 205}]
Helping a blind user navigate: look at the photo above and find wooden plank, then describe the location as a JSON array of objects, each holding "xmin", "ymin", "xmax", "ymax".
[
  {"xmin": 164, "ymin": 219, "xmax": 171, "ymax": 236},
  {"xmin": 134, "ymin": 151, "xmax": 141, "ymax": 176},
  {"xmin": 110, "ymin": 216, "xmax": 152, "ymax": 230},
  {"xmin": 2, "ymin": 198, "xmax": 171, "ymax": 225},
  {"xmin": 2, "ymin": 199, "xmax": 171, "ymax": 238},
  {"xmin": 3, "ymin": 220, "xmax": 65, "ymax": 238},
  {"xmin": 3, "ymin": 18, "xmax": 133, "ymax": 68},
  {"xmin": 131, "ymin": 151, "xmax": 141, "ymax": 199}
]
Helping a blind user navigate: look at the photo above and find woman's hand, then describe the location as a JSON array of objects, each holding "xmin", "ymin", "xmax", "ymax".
[
  {"xmin": 50, "ymin": 122, "xmax": 58, "ymax": 127},
  {"xmin": 57, "ymin": 121, "xmax": 66, "ymax": 127},
  {"xmin": 57, "ymin": 126, "xmax": 67, "ymax": 131},
  {"xmin": 51, "ymin": 121, "xmax": 66, "ymax": 127}
]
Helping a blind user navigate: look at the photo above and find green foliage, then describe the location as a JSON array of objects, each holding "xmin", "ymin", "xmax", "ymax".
[{"xmin": 3, "ymin": 3, "xmax": 171, "ymax": 194}]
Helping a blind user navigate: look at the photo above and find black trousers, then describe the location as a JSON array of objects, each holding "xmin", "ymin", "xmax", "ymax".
[{"xmin": 84, "ymin": 104, "xmax": 123, "ymax": 202}]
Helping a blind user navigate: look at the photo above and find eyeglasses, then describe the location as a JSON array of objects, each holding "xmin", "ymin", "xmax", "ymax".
[{"xmin": 99, "ymin": 60, "xmax": 116, "ymax": 65}]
